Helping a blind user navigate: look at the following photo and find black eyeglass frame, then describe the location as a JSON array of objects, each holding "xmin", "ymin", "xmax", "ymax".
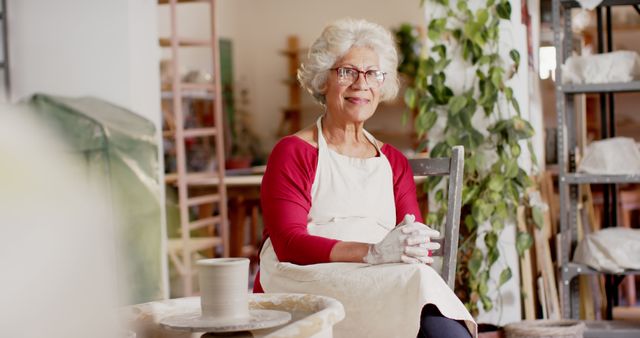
[{"xmin": 329, "ymin": 67, "xmax": 387, "ymax": 87}]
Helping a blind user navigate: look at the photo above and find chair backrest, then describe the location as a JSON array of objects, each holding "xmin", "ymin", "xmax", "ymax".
[{"xmin": 408, "ymin": 146, "xmax": 464, "ymax": 290}]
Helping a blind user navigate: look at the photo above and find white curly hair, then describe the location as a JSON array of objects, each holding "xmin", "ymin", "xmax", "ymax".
[{"xmin": 297, "ymin": 18, "xmax": 400, "ymax": 106}]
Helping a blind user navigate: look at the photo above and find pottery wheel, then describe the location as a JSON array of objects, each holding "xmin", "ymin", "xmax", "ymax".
[{"xmin": 160, "ymin": 309, "xmax": 292, "ymax": 333}]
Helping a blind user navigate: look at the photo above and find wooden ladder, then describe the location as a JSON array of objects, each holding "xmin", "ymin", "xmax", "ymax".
[{"xmin": 159, "ymin": 0, "xmax": 229, "ymax": 296}]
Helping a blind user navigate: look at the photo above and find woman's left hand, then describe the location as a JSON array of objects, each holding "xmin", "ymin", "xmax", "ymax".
[{"xmin": 399, "ymin": 214, "xmax": 440, "ymax": 264}]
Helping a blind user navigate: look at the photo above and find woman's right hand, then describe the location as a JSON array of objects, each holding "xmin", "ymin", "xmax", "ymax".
[{"xmin": 363, "ymin": 214, "xmax": 440, "ymax": 265}]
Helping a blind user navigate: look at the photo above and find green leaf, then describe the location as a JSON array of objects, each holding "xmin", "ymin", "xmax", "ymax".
[
  {"xmin": 430, "ymin": 142, "xmax": 449, "ymax": 157},
  {"xmin": 469, "ymin": 248, "xmax": 483, "ymax": 275},
  {"xmin": 496, "ymin": 0, "xmax": 512, "ymax": 20},
  {"xmin": 481, "ymin": 295, "xmax": 493, "ymax": 311},
  {"xmin": 432, "ymin": 44, "xmax": 447, "ymax": 59},
  {"xmin": 516, "ymin": 231, "xmax": 533, "ymax": 256},
  {"xmin": 485, "ymin": 231, "xmax": 498, "ymax": 248},
  {"xmin": 462, "ymin": 185, "xmax": 480, "ymax": 205},
  {"xmin": 505, "ymin": 159, "xmax": 519, "ymax": 178},
  {"xmin": 511, "ymin": 143, "xmax": 521, "ymax": 156},
  {"xmin": 512, "ymin": 98, "xmax": 521, "ymax": 115},
  {"xmin": 448, "ymin": 95, "xmax": 468, "ymax": 115},
  {"xmin": 425, "ymin": 109, "xmax": 438, "ymax": 130},
  {"xmin": 476, "ymin": 9, "xmax": 489, "ymax": 26},
  {"xmin": 488, "ymin": 175, "xmax": 504, "ymax": 191},
  {"xmin": 478, "ymin": 55, "xmax": 492, "ymax": 65},
  {"xmin": 479, "ymin": 271, "xmax": 490, "ymax": 292},
  {"xmin": 488, "ymin": 247, "xmax": 499, "ymax": 266},
  {"xmin": 401, "ymin": 110, "xmax": 409, "ymax": 126},
  {"xmin": 456, "ymin": 1, "xmax": 468, "ymax": 11},
  {"xmin": 491, "ymin": 218, "xmax": 505, "ymax": 232},
  {"xmin": 404, "ymin": 87, "xmax": 417, "ymax": 109},
  {"xmin": 532, "ymin": 206, "xmax": 544, "ymax": 229},
  {"xmin": 434, "ymin": 58, "xmax": 451, "ymax": 72},
  {"xmin": 425, "ymin": 213, "xmax": 438, "ymax": 225},
  {"xmin": 428, "ymin": 18, "xmax": 447, "ymax": 41},
  {"xmin": 490, "ymin": 67, "xmax": 504, "ymax": 89},
  {"xmin": 420, "ymin": 58, "xmax": 436, "ymax": 77},
  {"xmin": 499, "ymin": 267, "xmax": 512, "ymax": 287},
  {"xmin": 527, "ymin": 141, "xmax": 539, "ymax": 169},
  {"xmin": 510, "ymin": 49, "xmax": 521, "ymax": 69},
  {"xmin": 480, "ymin": 202, "xmax": 494, "ymax": 219},
  {"xmin": 464, "ymin": 214, "xmax": 477, "ymax": 232},
  {"xmin": 504, "ymin": 87, "xmax": 514, "ymax": 102},
  {"xmin": 495, "ymin": 201, "xmax": 507, "ymax": 219}
]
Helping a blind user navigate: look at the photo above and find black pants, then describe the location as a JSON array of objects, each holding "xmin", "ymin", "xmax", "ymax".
[{"xmin": 417, "ymin": 304, "xmax": 472, "ymax": 338}]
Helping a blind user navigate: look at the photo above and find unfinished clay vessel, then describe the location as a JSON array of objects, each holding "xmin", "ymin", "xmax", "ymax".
[
  {"xmin": 159, "ymin": 257, "xmax": 291, "ymax": 333},
  {"xmin": 198, "ymin": 258, "xmax": 250, "ymax": 320}
]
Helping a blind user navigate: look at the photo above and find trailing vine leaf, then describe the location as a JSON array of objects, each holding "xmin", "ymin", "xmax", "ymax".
[
  {"xmin": 516, "ymin": 231, "xmax": 533, "ymax": 256},
  {"xmin": 499, "ymin": 267, "xmax": 512, "ymax": 287},
  {"xmin": 509, "ymin": 49, "xmax": 520, "ymax": 70},
  {"xmin": 511, "ymin": 98, "xmax": 521, "ymax": 115},
  {"xmin": 449, "ymin": 95, "xmax": 468, "ymax": 115},
  {"xmin": 496, "ymin": 0, "xmax": 511, "ymax": 20},
  {"xmin": 469, "ymin": 248, "xmax": 483, "ymax": 276},
  {"xmin": 532, "ymin": 206, "xmax": 544, "ymax": 229},
  {"xmin": 476, "ymin": 9, "xmax": 489, "ymax": 26},
  {"xmin": 404, "ymin": 87, "xmax": 417, "ymax": 109}
]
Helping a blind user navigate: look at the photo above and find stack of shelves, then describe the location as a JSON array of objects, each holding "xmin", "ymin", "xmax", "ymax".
[
  {"xmin": 159, "ymin": 0, "xmax": 229, "ymax": 296},
  {"xmin": 277, "ymin": 36, "xmax": 304, "ymax": 136},
  {"xmin": 553, "ymin": 0, "xmax": 640, "ymax": 319}
]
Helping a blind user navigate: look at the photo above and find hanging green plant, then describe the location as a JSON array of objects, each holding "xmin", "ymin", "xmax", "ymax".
[{"xmin": 407, "ymin": 0, "xmax": 537, "ymax": 315}]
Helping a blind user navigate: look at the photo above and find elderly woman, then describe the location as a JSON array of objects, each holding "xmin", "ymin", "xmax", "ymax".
[{"xmin": 254, "ymin": 18, "xmax": 476, "ymax": 338}]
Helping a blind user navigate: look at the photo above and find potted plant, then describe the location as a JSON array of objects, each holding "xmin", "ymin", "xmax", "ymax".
[{"xmin": 406, "ymin": 0, "xmax": 540, "ymax": 318}]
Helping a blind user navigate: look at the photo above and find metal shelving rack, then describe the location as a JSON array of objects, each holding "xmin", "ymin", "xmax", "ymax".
[{"xmin": 553, "ymin": 0, "xmax": 640, "ymax": 319}]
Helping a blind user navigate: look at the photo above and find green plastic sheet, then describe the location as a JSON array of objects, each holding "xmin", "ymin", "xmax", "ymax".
[{"xmin": 26, "ymin": 94, "xmax": 164, "ymax": 304}]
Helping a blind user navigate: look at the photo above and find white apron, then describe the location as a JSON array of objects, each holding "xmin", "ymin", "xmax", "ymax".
[{"xmin": 260, "ymin": 116, "xmax": 477, "ymax": 338}]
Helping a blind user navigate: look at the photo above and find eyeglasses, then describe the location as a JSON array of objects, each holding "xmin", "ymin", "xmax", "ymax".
[{"xmin": 330, "ymin": 67, "xmax": 386, "ymax": 88}]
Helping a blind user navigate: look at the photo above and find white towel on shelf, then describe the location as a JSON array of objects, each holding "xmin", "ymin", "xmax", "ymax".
[
  {"xmin": 578, "ymin": 137, "xmax": 640, "ymax": 175},
  {"xmin": 573, "ymin": 228, "xmax": 640, "ymax": 273},
  {"xmin": 562, "ymin": 51, "xmax": 640, "ymax": 84}
]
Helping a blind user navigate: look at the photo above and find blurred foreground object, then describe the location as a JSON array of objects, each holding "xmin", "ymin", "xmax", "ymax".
[
  {"xmin": 25, "ymin": 94, "xmax": 165, "ymax": 303},
  {"xmin": 0, "ymin": 106, "xmax": 119, "ymax": 338}
]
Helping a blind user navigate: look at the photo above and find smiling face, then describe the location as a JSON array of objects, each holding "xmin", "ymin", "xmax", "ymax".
[{"xmin": 324, "ymin": 46, "xmax": 382, "ymax": 124}]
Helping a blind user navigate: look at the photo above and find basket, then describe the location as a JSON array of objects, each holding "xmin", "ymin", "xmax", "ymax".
[{"xmin": 504, "ymin": 320, "xmax": 585, "ymax": 338}]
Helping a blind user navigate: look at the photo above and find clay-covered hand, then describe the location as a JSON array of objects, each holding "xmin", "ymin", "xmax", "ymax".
[
  {"xmin": 399, "ymin": 216, "xmax": 441, "ymax": 264},
  {"xmin": 363, "ymin": 214, "xmax": 440, "ymax": 265}
]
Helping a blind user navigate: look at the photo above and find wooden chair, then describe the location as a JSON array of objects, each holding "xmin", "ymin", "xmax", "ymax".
[{"xmin": 408, "ymin": 145, "xmax": 464, "ymax": 290}]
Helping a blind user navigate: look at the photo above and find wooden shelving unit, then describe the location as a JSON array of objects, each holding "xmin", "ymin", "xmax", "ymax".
[
  {"xmin": 277, "ymin": 36, "xmax": 304, "ymax": 136},
  {"xmin": 159, "ymin": 0, "xmax": 229, "ymax": 296}
]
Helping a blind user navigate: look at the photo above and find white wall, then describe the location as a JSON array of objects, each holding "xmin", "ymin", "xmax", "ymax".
[
  {"xmin": 8, "ymin": 0, "xmax": 161, "ymax": 126},
  {"xmin": 7, "ymin": 0, "xmax": 167, "ymax": 299},
  {"xmin": 158, "ymin": 0, "xmax": 427, "ymax": 152}
]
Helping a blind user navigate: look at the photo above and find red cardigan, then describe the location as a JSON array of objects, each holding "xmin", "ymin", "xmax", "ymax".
[{"xmin": 254, "ymin": 135, "xmax": 422, "ymax": 292}]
